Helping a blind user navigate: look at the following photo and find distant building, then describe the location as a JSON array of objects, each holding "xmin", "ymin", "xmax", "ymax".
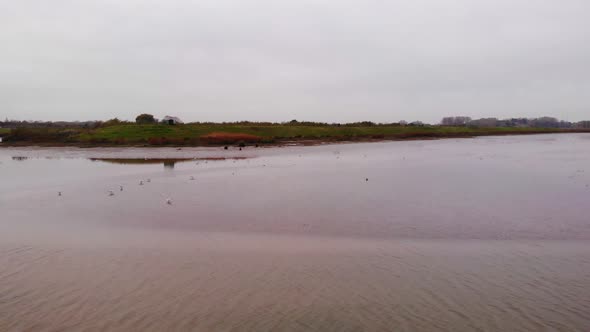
[{"xmin": 162, "ymin": 116, "xmax": 183, "ymax": 125}]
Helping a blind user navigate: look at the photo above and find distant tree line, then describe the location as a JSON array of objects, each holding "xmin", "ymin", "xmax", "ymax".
[
  {"xmin": 2, "ymin": 114, "xmax": 589, "ymax": 129},
  {"xmin": 441, "ymin": 116, "xmax": 590, "ymax": 129},
  {"xmin": 0, "ymin": 120, "xmax": 102, "ymax": 129}
]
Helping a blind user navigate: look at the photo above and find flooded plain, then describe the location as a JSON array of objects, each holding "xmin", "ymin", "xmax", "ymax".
[{"xmin": 1, "ymin": 134, "xmax": 589, "ymax": 331}]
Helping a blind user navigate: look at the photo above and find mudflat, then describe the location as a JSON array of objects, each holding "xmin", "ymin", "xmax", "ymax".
[{"xmin": 1, "ymin": 134, "xmax": 589, "ymax": 331}]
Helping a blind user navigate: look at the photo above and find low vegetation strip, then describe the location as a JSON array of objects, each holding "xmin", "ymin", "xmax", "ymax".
[{"xmin": 1, "ymin": 123, "xmax": 588, "ymax": 147}]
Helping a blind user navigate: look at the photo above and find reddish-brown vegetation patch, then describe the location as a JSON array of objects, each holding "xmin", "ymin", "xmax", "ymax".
[
  {"xmin": 200, "ymin": 132, "xmax": 262, "ymax": 144},
  {"xmin": 147, "ymin": 137, "xmax": 197, "ymax": 145}
]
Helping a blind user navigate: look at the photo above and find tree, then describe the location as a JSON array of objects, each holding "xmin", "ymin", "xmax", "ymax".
[
  {"xmin": 469, "ymin": 118, "xmax": 498, "ymax": 127},
  {"xmin": 530, "ymin": 117, "xmax": 559, "ymax": 128},
  {"xmin": 136, "ymin": 114, "xmax": 156, "ymax": 124},
  {"xmin": 102, "ymin": 118, "xmax": 123, "ymax": 127}
]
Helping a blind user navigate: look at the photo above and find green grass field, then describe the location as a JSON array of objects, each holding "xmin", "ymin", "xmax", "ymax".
[
  {"xmin": 78, "ymin": 124, "xmax": 566, "ymax": 143},
  {"xmin": 1, "ymin": 123, "xmax": 585, "ymax": 146}
]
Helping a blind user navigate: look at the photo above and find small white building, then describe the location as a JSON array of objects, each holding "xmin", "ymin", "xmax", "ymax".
[{"xmin": 162, "ymin": 116, "xmax": 183, "ymax": 125}]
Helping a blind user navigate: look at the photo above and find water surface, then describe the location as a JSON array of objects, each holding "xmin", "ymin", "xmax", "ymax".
[{"xmin": 1, "ymin": 134, "xmax": 589, "ymax": 331}]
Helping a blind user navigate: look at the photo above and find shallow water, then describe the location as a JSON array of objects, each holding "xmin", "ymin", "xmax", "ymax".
[{"xmin": 1, "ymin": 134, "xmax": 589, "ymax": 331}]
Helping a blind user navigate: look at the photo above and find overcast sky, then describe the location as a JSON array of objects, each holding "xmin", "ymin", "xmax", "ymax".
[{"xmin": 1, "ymin": 0, "xmax": 589, "ymax": 123}]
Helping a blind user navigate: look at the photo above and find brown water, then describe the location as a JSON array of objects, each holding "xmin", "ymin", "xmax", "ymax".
[{"xmin": 1, "ymin": 134, "xmax": 589, "ymax": 331}]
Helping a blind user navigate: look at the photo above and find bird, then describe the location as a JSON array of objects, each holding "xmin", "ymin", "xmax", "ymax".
[
  {"xmin": 166, "ymin": 198, "xmax": 172, "ymax": 205},
  {"xmin": 120, "ymin": 185, "xmax": 124, "ymax": 191},
  {"xmin": 190, "ymin": 176, "xmax": 195, "ymax": 181},
  {"xmin": 146, "ymin": 178, "xmax": 151, "ymax": 183},
  {"xmin": 366, "ymin": 178, "xmax": 369, "ymax": 182},
  {"xmin": 108, "ymin": 190, "xmax": 115, "ymax": 196},
  {"xmin": 139, "ymin": 180, "xmax": 144, "ymax": 185},
  {"xmin": 58, "ymin": 192, "xmax": 62, "ymax": 196}
]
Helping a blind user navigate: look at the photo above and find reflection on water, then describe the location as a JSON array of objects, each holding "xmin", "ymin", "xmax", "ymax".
[
  {"xmin": 9, "ymin": 156, "xmax": 252, "ymax": 170},
  {"xmin": 88, "ymin": 157, "xmax": 251, "ymax": 169},
  {"xmin": 163, "ymin": 160, "xmax": 176, "ymax": 169},
  {"xmin": 90, "ymin": 158, "xmax": 192, "ymax": 170},
  {"xmin": 90, "ymin": 158, "xmax": 193, "ymax": 165},
  {"xmin": 1, "ymin": 134, "xmax": 589, "ymax": 331}
]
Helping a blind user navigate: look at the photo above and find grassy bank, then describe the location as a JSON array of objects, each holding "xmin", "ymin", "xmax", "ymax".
[{"xmin": 1, "ymin": 124, "xmax": 588, "ymax": 146}]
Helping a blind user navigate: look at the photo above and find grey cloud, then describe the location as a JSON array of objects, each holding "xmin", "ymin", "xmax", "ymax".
[{"xmin": 1, "ymin": 0, "xmax": 589, "ymax": 123}]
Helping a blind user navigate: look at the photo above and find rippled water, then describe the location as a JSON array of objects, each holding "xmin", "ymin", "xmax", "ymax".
[{"xmin": 1, "ymin": 134, "xmax": 589, "ymax": 331}]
